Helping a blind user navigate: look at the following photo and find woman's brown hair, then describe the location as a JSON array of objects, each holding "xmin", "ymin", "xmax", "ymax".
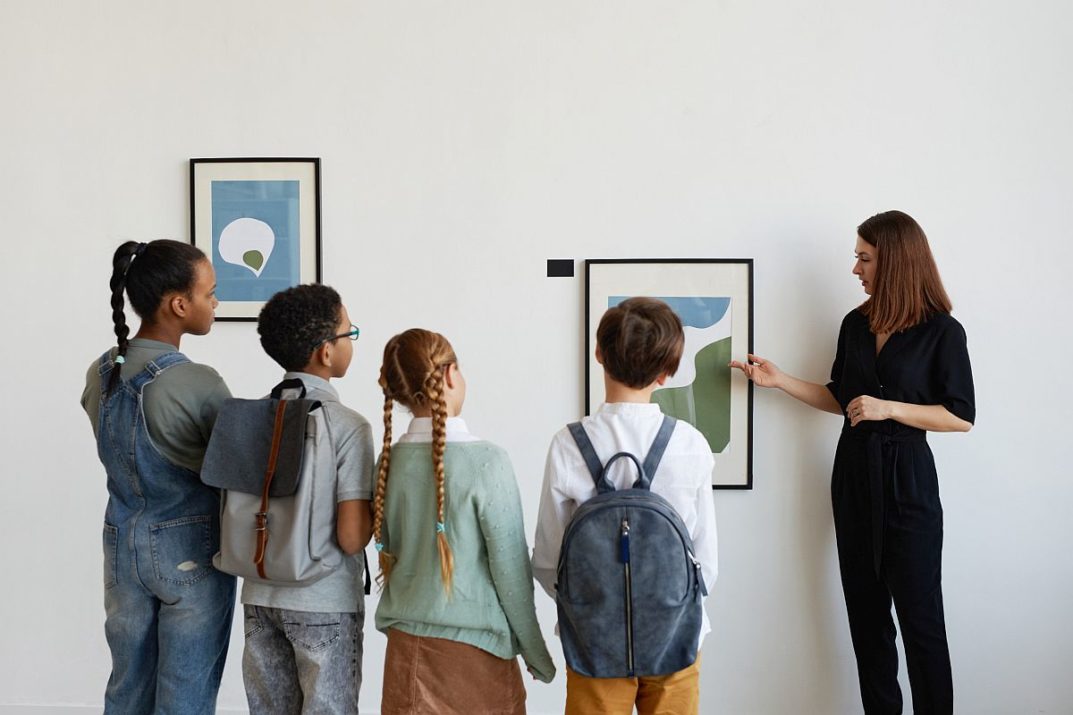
[
  {"xmin": 858, "ymin": 210, "xmax": 952, "ymax": 334},
  {"xmin": 372, "ymin": 329, "xmax": 457, "ymax": 594}
]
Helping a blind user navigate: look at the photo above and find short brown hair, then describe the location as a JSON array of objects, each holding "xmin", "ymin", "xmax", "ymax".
[
  {"xmin": 857, "ymin": 210, "xmax": 952, "ymax": 334},
  {"xmin": 596, "ymin": 297, "xmax": 684, "ymax": 389}
]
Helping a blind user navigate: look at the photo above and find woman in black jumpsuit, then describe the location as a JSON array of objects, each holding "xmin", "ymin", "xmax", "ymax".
[{"xmin": 732, "ymin": 210, "xmax": 974, "ymax": 714}]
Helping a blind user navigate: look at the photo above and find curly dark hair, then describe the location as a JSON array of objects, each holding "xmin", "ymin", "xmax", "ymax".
[{"xmin": 257, "ymin": 284, "xmax": 343, "ymax": 371}]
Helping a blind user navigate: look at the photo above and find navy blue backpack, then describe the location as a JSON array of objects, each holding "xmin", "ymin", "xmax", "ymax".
[{"xmin": 555, "ymin": 416, "xmax": 707, "ymax": 678}]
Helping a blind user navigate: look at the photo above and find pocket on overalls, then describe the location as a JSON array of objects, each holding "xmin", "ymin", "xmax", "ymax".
[
  {"xmin": 103, "ymin": 523, "xmax": 118, "ymax": 590},
  {"xmin": 149, "ymin": 515, "xmax": 214, "ymax": 585}
]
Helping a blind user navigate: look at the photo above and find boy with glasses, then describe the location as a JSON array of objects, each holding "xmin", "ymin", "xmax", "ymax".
[{"xmin": 241, "ymin": 284, "xmax": 374, "ymax": 713}]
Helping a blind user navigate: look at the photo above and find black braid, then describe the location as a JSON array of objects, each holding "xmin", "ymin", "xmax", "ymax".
[
  {"xmin": 106, "ymin": 242, "xmax": 140, "ymax": 395},
  {"xmin": 104, "ymin": 239, "xmax": 206, "ymax": 395}
]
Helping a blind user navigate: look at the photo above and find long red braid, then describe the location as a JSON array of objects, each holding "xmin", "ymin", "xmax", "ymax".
[{"xmin": 373, "ymin": 329, "xmax": 457, "ymax": 594}]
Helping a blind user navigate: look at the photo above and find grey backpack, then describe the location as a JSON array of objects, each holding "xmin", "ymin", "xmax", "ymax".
[
  {"xmin": 201, "ymin": 379, "xmax": 344, "ymax": 586},
  {"xmin": 556, "ymin": 416, "xmax": 707, "ymax": 678}
]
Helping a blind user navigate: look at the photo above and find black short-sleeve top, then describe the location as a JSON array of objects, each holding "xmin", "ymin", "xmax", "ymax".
[{"xmin": 826, "ymin": 309, "xmax": 975, "ymax": 426}]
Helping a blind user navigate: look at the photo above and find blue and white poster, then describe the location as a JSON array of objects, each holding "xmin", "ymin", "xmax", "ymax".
[
  {"xmin": 191, "ymin": 159, "xmax": 320, "ymax": 320},
  {"xmin": 210, "ymin": 180, "xmax": 301, "ymax": 302}
]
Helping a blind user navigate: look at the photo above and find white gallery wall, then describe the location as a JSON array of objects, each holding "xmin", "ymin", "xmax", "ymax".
[{"xmin": 1, "ymin": 1, "xmax": 1070, "ymax": 713}]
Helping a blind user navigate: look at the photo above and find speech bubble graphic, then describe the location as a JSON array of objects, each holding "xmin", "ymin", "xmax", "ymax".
[{"xmin": 218, "ymin": 217, "xmax": 275, "ymax": 277}]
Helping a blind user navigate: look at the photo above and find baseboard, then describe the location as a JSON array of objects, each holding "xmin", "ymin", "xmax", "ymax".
[
  {"xmin": 0, "ymin": 704, "xmax": 100, "ymax": 708},
  {"xmin": 0, "ymin": 704, "xmax": 539, "ymax": 715}
]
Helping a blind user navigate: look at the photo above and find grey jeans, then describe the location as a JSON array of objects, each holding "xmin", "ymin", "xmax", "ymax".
[{"xmin": 242, "ymin": 605, "xmax": 363, "ymax": 714}]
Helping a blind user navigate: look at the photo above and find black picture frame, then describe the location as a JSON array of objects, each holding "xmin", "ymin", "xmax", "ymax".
[
  {"xmin": 585, "ymin": 259, "xmax": 754, "ymax": 489},
  {"xmin": 190, "ymin": 157, "xmax": 322, "ymax": 321}
]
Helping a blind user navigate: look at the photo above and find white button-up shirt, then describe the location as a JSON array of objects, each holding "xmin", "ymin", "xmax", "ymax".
[{"xmin": 531, "ymin": 401, "xmax": 719, "ymax": 649}]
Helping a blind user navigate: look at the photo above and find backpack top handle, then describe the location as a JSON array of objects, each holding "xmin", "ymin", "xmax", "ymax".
[
  {"xmin": 602, "ymin": 451, "xmax": 648, "ymax": 489},
  {"xmin": 567, "ymin": 415, "xmax": 677, "ymax": 493}
]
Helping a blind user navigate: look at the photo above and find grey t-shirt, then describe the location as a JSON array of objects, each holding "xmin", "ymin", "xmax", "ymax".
[
  {"xmin": 81, "ymin": 339, "xmax": 231, "ymax": 472},
  {"xmin": 241, "ymin": 372, "xmax": 376, "ymax": 614}
]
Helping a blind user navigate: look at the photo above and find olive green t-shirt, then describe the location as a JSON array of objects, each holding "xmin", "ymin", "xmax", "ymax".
[{"xmin": 81, "ymin": 338, "xmax": 231, "ymax": 472}]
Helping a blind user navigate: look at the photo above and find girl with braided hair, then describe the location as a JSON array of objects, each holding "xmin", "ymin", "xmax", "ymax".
[
  {"xmin": 80, "ymin": 240, "xmax": 236, "ymax": 714},
  {"xmin": 373, "ymin": 328, "xmax": 555, "ymax": 714}
]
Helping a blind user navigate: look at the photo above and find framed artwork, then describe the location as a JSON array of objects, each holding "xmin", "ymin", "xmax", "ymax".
[
  {"xmin": 585, "ymin": 259, "xmax": 754, "ymax": 489},
  {"xmin": 190, "ymin": 158, "xmax": 321, "ymax": 321}
]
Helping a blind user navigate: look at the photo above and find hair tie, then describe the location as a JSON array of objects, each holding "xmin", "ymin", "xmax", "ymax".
[
  {"xmin": 435, "ymin": 521, "xmax": 446, "ymax": 534},
  {"xmin": 374, "ymin": 542, "xmax": 384, "ymax": 552},
  {"xmin": 123, "ymin": 242, "xmax": 148, "ymax": 277},
  {"xmin": 114, "ymin": 355, "xmax": 126, "ymax": 364}
]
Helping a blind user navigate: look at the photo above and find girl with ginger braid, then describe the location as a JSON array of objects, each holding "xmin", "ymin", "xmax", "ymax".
[{"xmin": 372, "ymin": 329, "xmax": 555, "ymax": 714}]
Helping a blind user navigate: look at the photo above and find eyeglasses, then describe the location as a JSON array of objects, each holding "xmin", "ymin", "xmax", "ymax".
[{"xmin": 316, "ymin": 324, "xmax": 360, "ymax": 347}]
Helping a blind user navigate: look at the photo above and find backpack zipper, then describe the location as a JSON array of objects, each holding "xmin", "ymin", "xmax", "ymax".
[
  {"xmin": 621, "ymin": 517, "xmax": 635, "ymax": 675},
  {"xmin": 688, "ymin": 550, "xmax": 708, "ymax": 596}
]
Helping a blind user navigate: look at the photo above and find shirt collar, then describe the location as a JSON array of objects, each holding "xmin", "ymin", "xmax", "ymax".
[
  {"xmin": 127, "ymin": 337, "xmax": 179, "ymax": 352},
  {"xmin": 405, "ymin": 416, "xmax": 472, "ymax": 437},
  {"xmin": 283, "ymin": 371, "xmax": 339, "ymax": 401},
  {"xmin": 597, "ymin": 401, "xmax": 663, "ymax": 416}
]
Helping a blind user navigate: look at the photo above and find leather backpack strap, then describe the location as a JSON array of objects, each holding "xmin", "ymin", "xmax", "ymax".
[
  {"xmin": 568, "ymin": 422, "xmax": 615, "ymax": 494},
  {"xmin": 637, "ymin": 415, "xmax": 677, "ymax": 489},
  {"xmin": 254, "ymin": 400, "xmax": 289, "ymax": 579}
]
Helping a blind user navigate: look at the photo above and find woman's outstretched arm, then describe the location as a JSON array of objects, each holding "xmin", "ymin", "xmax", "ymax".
[{"xmin": 730, "ymin": 354, "xmax": 843, "ymax": 416}]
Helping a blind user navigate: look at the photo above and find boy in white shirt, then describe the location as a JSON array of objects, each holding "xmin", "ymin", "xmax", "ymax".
[{"xmin": 532, "ymin": 296, "xmax": 718, "ymax": 715}]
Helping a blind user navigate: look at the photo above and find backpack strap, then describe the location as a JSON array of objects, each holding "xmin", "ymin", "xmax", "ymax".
[
  {"xmin": 637, "ymin": 415, "xmax": 677, "ymax": 489},
  {"xmin": 271, "ymin": 378, "xmax": 307, "ymax": 400},
  {"xmin": 567, "ymin": 422, "xmax": 615, "ymax": 494},
  {"xmin": 362, "ymin": 548, "xmax": 372, "ymax": 595},
  {"xmin": 253, "ymin": 399, "xmax": 290, "ymax": 579}
]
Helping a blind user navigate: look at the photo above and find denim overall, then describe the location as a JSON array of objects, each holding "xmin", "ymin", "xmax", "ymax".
[{"xmin": 97, "ymin": 351, "xmax": 235, "ymax": 715}]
